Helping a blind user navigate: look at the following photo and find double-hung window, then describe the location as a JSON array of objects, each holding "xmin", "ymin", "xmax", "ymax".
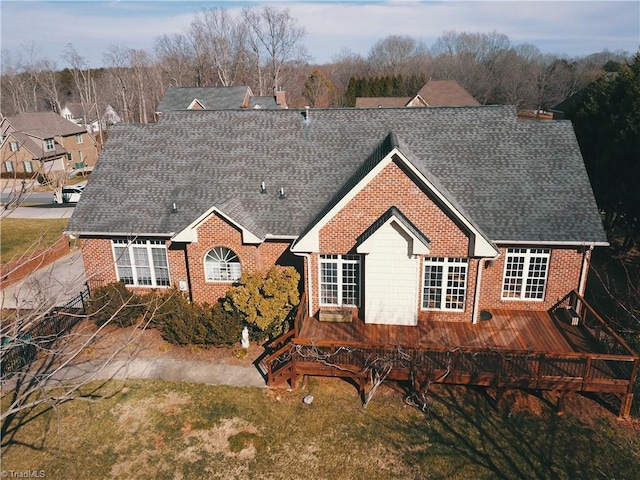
[
  {"xmin": 502, "ymin": 248, "xmax": 550, "ymax": 300},
  {"xmin": 9, "ymin": 141, "xmax": 19, "ymax": 152},
  {"xmin": 76, "ymin": 133, "xmax": 83, "ymax": 144},
  {"xmin": 23, "ymin": 161, "xmax": 33, "ymax": 173},
  {"xmin": 45, "ymin": 138, "xmax": 55, "ymax": 151},
  {"xmin": 422, "ymin": 257, "xmax": 468, "ymax": 311},
  {"xmin": 319, "ymin": 254, "xmax": 361, "ymax": 307},
  {"xmin": 112, "ymin": 239, "xmax": 170, "ymax": 287}
]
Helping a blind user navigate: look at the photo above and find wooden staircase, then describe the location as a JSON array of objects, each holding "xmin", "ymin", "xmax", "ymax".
[{"xmin": 257, "ymin": 329, "xmax": 296, "ymax": 387}]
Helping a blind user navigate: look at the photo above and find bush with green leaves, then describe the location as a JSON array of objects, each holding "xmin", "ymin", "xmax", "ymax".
[
  {"xmin": 223, "ymin": 266, "xmax": 300, "ymax": 340},
  {"xmin": 87, "ymin": 281, "xmax": 145, "ymax": 327}
]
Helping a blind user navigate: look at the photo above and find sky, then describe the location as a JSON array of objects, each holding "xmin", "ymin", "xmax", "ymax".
[{"xmin": 1, "ymin": 0, "xmax": 638, "ymax": 70}]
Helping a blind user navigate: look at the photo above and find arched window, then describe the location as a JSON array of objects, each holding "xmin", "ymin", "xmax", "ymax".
[{"xmin": 204, "ymin": 247, "xmax": 241, "ymax": 282}]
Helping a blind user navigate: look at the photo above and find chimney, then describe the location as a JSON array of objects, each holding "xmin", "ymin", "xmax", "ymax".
[{"xmin": 275, "ymin": 90, "xmax": 288, "ymax": 109}]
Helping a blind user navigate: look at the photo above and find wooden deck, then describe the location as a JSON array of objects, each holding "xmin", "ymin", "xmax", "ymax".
[
  {"xmin": 298, "ymin": 309, "xmax": 595, "ymax": 354},
  {"xmin": 263, "ymin": 291, "xmax": 639, "ymax": 417}
]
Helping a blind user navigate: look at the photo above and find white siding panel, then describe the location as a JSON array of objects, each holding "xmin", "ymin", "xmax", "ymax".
[{"xmin": 364, "ymin": 221, "xmax": 419, "ymax": 325}]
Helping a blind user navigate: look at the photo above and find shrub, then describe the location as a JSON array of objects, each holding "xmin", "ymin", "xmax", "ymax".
[
  {"xmin": 87, "ymin": 282, "xmax": 144, "ymax": 327},
  {"xmin": 159, "ymin": 297, "xmax": 244, "ymax": 347},
  {"xmin": 223, "ymin": 266, "xmax": 300, "ymax": 340}
]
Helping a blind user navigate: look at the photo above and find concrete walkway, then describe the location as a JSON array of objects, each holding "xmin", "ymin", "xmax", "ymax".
[
  {"xmin": 48, "ymin": 358, "xmax": 267, "ymax": 388},
  {"xmin": 3, "ymin": 204, "xmax": 75, "ymax": 219}
]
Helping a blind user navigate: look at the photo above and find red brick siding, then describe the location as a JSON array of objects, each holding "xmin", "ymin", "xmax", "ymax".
[
  {"xmin": 311, "ymin": 159, "xmax": 472, "ymax": 320},
  {"xmin": 187, "ymin": 213, "xmax": 292, "ymax": 304},
  {"xmin": 81, "ymin": 238, "xmax": 119, "ymax": 291},
  {"xmin": 478, "ymin": 246, "xmax": 585, "ymax": 312}
]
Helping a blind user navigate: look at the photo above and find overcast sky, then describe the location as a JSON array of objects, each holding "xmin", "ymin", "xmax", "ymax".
[{"xmin": 1, "ymin": 1, "xmax": 638, "ymax": 70}]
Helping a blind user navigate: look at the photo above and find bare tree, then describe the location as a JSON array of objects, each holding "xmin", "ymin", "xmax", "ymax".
[
  {"xmin": 242, "ymin": 6, "xmax": 308, "ymax": 95},
  {"xmin": 154, "ymin": 33, "xmax": 197, "ymax": 87},
  {"xmin": 37, "ymin": 160, "xmax": 68, "ymax": 205},
  {"xmin": 367, "ymin": 35, "xmax": 431, "ymax": 77},
  {"xmin": 61, "ymin": 44, "xmax": 96, "ymax": 124},
  {"xmin": 0, "ymin": 219, "xmax": 177, "ymax": 446},
  {"xmin": 190, "ymin": 7, "xmax": 248, "ymax": 87},
  {"xmin": 34, "ymin": 59, "xmax": 64, "ymax": 114}
]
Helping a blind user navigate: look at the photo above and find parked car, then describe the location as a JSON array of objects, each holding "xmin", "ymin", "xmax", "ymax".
[{"xmin": 53, "ymin": 186, "xmax": 83, "ymax": 204}]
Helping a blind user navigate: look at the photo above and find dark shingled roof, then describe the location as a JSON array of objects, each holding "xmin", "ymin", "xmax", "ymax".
[
  {"xmin": 155, "ymin": 86, "xmax": 252, "ymax": 112},
  {"xmin": 68, "ymin": 106, "xmax": 606, "ymax": 245}
]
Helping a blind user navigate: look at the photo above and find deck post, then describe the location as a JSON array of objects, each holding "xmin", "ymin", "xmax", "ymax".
[
  {"xmin": 556, "ymin": 391, "xmax": 569, "ymax": 416},
  {"xmin": 620, "ymin": 357, "xmax": 640, "ymax": 418}
]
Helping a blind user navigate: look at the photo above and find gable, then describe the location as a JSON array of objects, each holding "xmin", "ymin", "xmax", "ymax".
[
  {"xmin": 357, "ymin": 207, "xmax": 431, "ymax": 255},
  {"xmin": 293, "ymin": 141, "xmax": 498, "ymax": 258}
]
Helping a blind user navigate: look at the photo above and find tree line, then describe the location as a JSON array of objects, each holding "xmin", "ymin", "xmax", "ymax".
[{"xmin": 0, "ymin": 5, "xmax": 633, "ymax": 124}]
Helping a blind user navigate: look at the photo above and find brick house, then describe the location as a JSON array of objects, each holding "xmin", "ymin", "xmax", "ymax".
[
  {"xmin": 68, "ymin": 106, "xmax": 638, "ymax": 416},
  {"xmin": 0, "ymin": 112, "xmax": 99, "ymax": 175}
]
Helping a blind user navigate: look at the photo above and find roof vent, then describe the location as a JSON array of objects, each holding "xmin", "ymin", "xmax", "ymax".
[
  {"xmin": 171, "ymin": 202, "xmax": 178, "ymax": 213},
  {"xmin": 279, "ymin": 187, "xmax": 286, "ymax": 199},
  {"xmin": 261, "ymin": 181, "xmax": 266, "ymax": 194}
]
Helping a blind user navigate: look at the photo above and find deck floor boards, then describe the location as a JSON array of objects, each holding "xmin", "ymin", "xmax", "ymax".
[{"xmin": 299, "ymin": 309, "xmax": 590, "ymax": 354}]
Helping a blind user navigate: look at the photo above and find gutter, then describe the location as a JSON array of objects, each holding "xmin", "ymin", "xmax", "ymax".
[
  {"xmin": 494, "ymin": 240, "xmax": 609, "ymax": 247},
  {"xmin": 65, "ymin": 231, "xmax": 175, "ymax": 238}
]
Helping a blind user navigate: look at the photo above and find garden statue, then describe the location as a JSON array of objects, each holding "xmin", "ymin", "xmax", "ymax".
[{"xmin": 241, "ymin": 326, "xmax": 250, "ymax": 349}]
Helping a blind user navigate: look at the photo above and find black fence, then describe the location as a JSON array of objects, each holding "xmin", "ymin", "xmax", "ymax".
[{"xmin": 1, "ymin": 285, "xmax": 90, "ymax": 377}]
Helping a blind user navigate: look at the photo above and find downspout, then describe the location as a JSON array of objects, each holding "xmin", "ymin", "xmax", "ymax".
[
  {"xmin": 472, "ymin": 258, "xmax": 488, "ymax": 324},
  {"xmin": 294, "ymin": 252, "xmax": 313, "ymax": 322},
  {"xmin": 578, "ymin": 245, "xmax": 594, "ymax": 297},
  {"xmin": 472, "ymin": 253, "xmax": 500, "ymax": 324}
]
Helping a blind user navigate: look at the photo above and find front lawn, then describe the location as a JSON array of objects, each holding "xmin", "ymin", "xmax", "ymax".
[
  {"xmin": 1, "ymin": 379, "xmax": 638, "ymax": 479},
  {"xmin": 0, "ymin": 218, "xmax": 69, "ymax": 263}
]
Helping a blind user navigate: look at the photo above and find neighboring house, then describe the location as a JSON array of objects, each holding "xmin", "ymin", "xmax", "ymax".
[
  {"xmin": 0, "ymin": 112, "xmax": 99, "ymax": 175},
  {"xmin": 155, "ymin": 86, "xmax": 287, "ymax": 119},
  {"xmin": 68, "ymin": 106, "xmax": 638, "ymax": 417},
  {"xmin": 61, "ymin": 103, "xmax": 121, "ymax": 134},
  {"xmin": 355, "ymin": 79, "xmax": 480, "ymax": 108}
]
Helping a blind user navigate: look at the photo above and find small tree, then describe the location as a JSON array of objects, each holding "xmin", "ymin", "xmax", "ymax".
[
  {"xmin": 224, "ymin": 266, "xmax": 300, "ymax": 339},
  {"xmin": 37, "ymin": 163, "xmax": 68, "ymax": 204}
]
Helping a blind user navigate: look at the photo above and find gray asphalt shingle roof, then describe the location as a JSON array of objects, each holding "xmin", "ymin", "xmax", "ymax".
[
  {"xmin": 68, "ymin": 106, "xmax": 606, "ymax": 245},
  {"xmin": 155, "ymin": 86, "xmax": 252, "ymax": 112}
]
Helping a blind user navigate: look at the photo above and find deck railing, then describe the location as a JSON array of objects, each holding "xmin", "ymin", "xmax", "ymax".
[
  {"xmin": 551, "ymin": 289, "xmax": 637, "ymax": 357},
  {"xmin": 264, "ymin": 290, "xmax": 639, "ymax": 416}
]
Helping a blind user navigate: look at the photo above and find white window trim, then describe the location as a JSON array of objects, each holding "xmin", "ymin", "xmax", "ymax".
[
  {"xmin": 23, "ymin": 161, "xmax": 33, "ymax": 173},
  {"xmin": 501, "ymin": 248, "xmax": 550, "ymax": 301},
  {"xmin": 76, "ymin": 133, "xmax": 83, "ymax": 144},
  {"xmin": 319, "ymin": 254, "xmax": 361, "ymax": 307},
  {"xmin": 421, "ymin": 257, "xmax": 468, "ymax": 312},
  {"xmin": 111, "ymin": 239, "xmax": 171, "ymax": 288},
  {"xmin": 9, "ymin": 141, "xmax": 19, "ymax": 152},
  {"xmin": 4, "ymin": 161, "xmax": 14, "ymax": 173},
  {"xmin": 44, "ymin": 138, "xmax": 55, "ymax": 151},
  {"xmin": 204, "ymin": 247, "xmax": 242, "ymax": 282}
]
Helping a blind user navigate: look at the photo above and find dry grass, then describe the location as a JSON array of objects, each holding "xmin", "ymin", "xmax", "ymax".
[
  {"xmin": 2, "ymin": 378, "xmax": 639, "ymax": 480},
  {"xmin": 0, "ymin": 218, "xmax": 69, "ymax": 263}
]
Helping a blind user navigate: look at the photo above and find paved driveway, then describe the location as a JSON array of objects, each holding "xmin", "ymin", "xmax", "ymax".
[{"xmin": 1, "ymin": 250, "xmax": 87, "ymax": 310}]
